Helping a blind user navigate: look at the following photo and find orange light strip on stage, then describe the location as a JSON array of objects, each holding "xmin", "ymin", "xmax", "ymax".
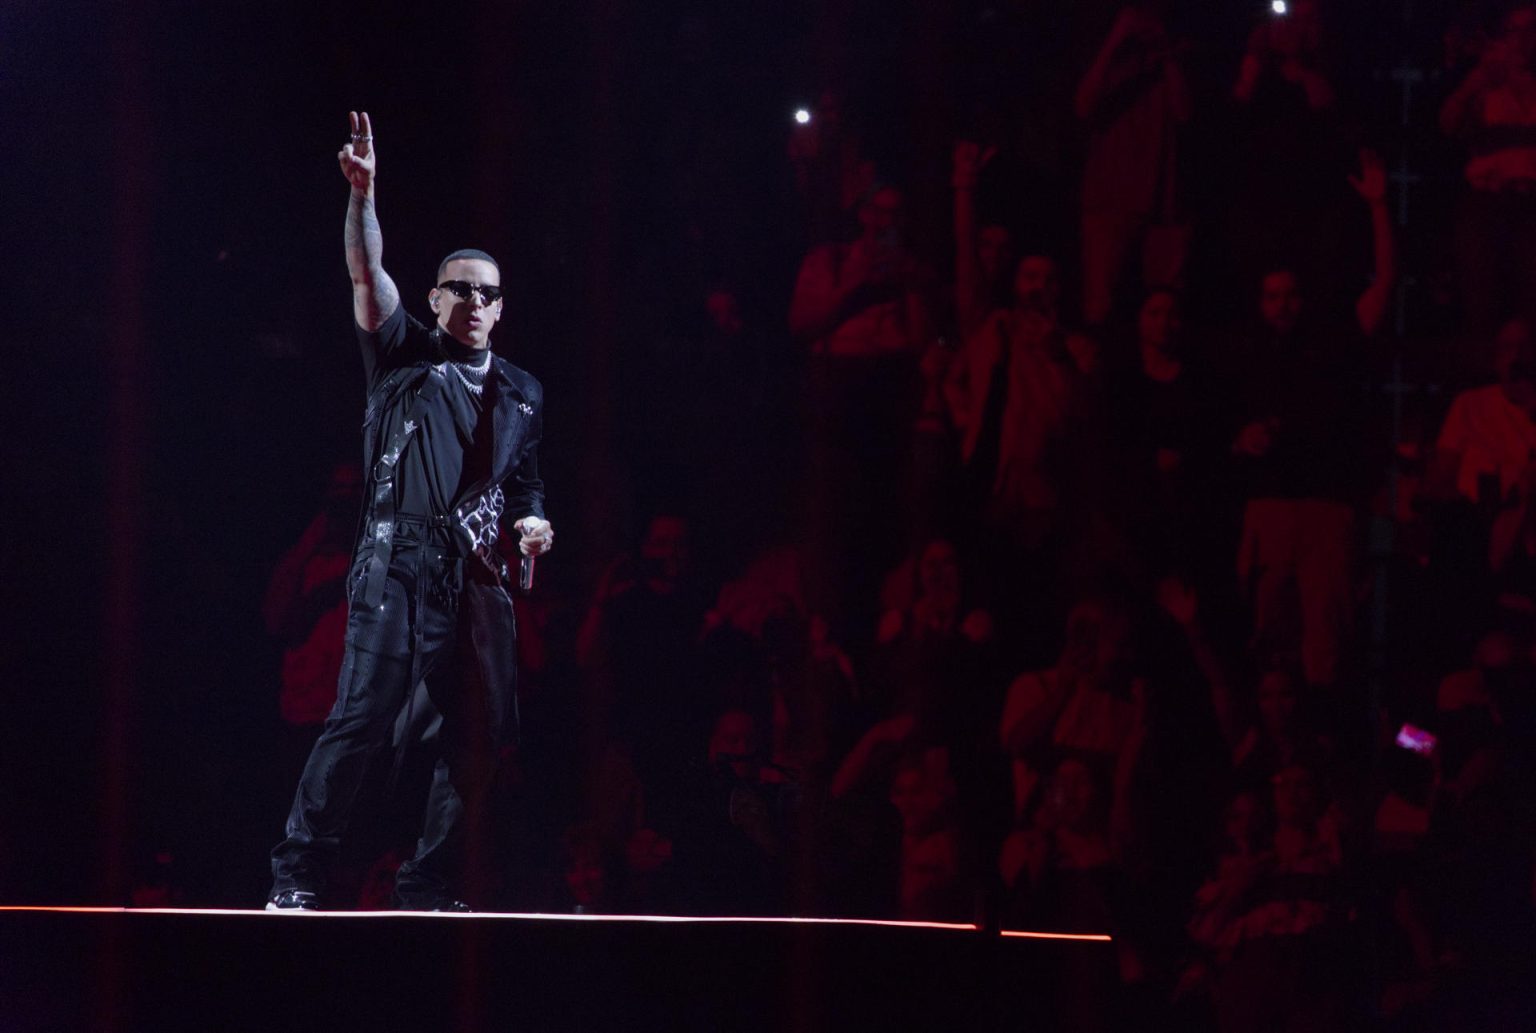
[
  {"xmin": 0, "ymin": 906, "xmax": 1111, "ymax": 940},
  {"xmin": 0, "ymin": 906, "xmax": 975, "ymax": 930},
  {"xmin": 999, "ymin": 929, "xmax": 1113, "ymax": 942}
]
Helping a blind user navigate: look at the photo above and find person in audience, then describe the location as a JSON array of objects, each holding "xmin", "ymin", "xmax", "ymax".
[
  {"xmin": 790, "ymin": 182, "xmax": 935, "ymax": 637},
  {"xmin": 1425, "ymin": 318, "xmax": 1536, "ymax": 511},
  {"xmin": 1226, "ymin": 148, "xmax": 1395, "ymax": 687},
  {"xmin": 889, "ymin": 746, "xmax": 970, "ymax": 922},
  {"xmin": 999, "ymin": 596, "xmax": 1147, "ymax": 829},
  {"xmin": 1194, "ymin": 761, "xmax": 1360, "ymax": 1033},
  {"xmin": 1105, "ymin": 288, "xmax": 1230, "ymax": 589},
  {"xmin": 1441, "ymin": 4, "xmax": 1536, "ymax": 345},
  {"xmin": 1075, "ymin": 2, "xmax": 1192, "ymax": 328},
  {"xmin": 262, "ymin": 463, "xmax": 363, "ymax": 787},
  {"xmin": 951, "ymin": 140, "xmax": 1015, "ymax": 342},
  {"xmin": 1224, "ymin": 0, "xmax": 1356, "ymax": 297},
  {"xmin": 1000, "ymin": 756, "xmax": 1127, "ymax": 1032},
  {"xmin": 945, "ymin": 252, "xmax": 1109, "ymax": 626},
  {"xmin": 576, "ymin": 513, "xmax": 710, "ymax": 798}
]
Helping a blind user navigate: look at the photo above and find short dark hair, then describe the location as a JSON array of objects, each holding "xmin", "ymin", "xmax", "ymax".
[{"xmin": 436, "ymin": 249, "xmax": 500, "ymax": 282}]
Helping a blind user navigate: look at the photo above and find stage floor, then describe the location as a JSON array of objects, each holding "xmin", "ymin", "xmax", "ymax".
[{"xmin": 0, "ymin": 906, "xmax": 1108, "ymax": 1032}]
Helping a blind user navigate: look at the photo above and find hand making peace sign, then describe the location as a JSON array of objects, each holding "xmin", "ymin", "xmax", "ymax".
[{"xmin": 338, "ymin": 110, "xmax": 377, "ymax": 193}]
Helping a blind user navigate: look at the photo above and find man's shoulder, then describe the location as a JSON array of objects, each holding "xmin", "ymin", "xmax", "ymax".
[
  {"xmin": 797, "ymin": 241, "xmax": 847, "ymax": 274},
  {"xmin": 1451, "ymin": 382, "xmax": 1502, "ymax": 405},
  {"xmin": 358, "ymin": 303, "xmax": 429, "ymax": 341},
  {"xmin": 358, "ymin": 306, "xmax": 436, "ymax": 373},
  {"xmin": 964, "ymin": 308, "xmax": 1011, "ymax": 348},
  {"xmin": 1451, "ymin": 382, "xmax": 1525, "ymax": 423}
]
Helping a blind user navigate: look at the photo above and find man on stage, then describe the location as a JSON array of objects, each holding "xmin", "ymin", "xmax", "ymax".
[{"xmin": 268, "ymin": 111, "xmax": 554, "ymax": 911}]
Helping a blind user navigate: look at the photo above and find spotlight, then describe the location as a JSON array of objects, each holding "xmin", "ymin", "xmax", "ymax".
[
  {"xmin": 793, "ymin": 108, "xmax": 812, "ymax": 125},
  {"xmin": 1271, "ymin": 0, "xmax": 1287, "ymax": 13}
]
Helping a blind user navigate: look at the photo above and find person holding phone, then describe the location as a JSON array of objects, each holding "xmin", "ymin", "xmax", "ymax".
[{"xmin": 267, "ymin": 112, "xmax": 554, "ymax": 912}]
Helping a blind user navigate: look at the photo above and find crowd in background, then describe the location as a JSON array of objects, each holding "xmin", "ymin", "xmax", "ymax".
[{"xmin": 251, "ymin": 2, "xmax": 1536, "ymax": 1029}]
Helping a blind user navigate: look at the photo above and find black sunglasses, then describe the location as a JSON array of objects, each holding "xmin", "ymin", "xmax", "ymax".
[{"xmin": 437, "ymin": 280, "xmax": 505, "ymax": 304}]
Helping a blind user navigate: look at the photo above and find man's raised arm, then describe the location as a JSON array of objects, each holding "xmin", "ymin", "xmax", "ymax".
[{"xmin": 339, "ymin": 111, "xmax": 400, "ymax": 331}]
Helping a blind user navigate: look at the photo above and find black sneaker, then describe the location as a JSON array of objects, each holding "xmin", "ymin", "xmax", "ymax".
[{"xmin": 265, "ymin": 890, "xmax": 322, "ymax": 912}]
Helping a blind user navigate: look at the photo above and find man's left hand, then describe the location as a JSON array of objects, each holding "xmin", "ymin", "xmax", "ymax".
[{"xmin": 516, "ymin": 517, "xmax": 555, "ymax": 557}]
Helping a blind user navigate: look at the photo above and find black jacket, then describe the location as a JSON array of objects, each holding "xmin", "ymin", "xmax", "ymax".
[{"xmin": 351, "ymin": 307, "xmax": 547, "ymax": 745}]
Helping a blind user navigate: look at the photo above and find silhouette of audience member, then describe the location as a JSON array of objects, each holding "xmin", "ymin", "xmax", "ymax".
[
  {"xmin": 1181, "ymin": 789, "xmax": 1269, "ymax": 985},
  {"xmin": 1000, "ymin": 597, "xmax": 1147, "ymax": 827},
  {"xmin": 999, "ymin": 756, "xmax": 1126, "ymax": 1033},
  {"xmin": 576, "ymin": 513, "xmax": 709, "ymax": 795},
  {"xmin": 951, "ymin": 140, "xmax": 1015, "ymax": 343},
  {"xmin": 1199, "ymin": 762, "xmax": 1359, "ymax": 1033},
  {"xmin": 1441, "ymin": 4, "xmax": 1536, "ymax": 342},
  {"xmin": 1227, "ymin": 152, "xmax": 1395, "ymax": 686},
  {"xmin": 557, "ymin": 824, "xmax": 616, "ymax": 914},
  {"xmin": 945, "ymin": 254, "xmax": 1101, "ymax": 593},
  {"xmin": 1075, "ymin": 3, "xmax": 1192, "ymax": 327},
  {"xmin": 786, "ymin": 90, "xmax": 876, "ymax": 245},
  {"xmin": 874, "ymin": 539, "xmax": 997, "ymax": 722},
  {"xmin": 666, "ymin": 709, "xmax": 792, "ymax": 915},
  {"xmin": 790, "ymin": 182, "xmax": 934, "ymax": 635},
  {"xmin": 1226, "ymin": 0, "xmax": 1354, "ymax": 289},
  {"xmin": 790, "ymin": 184, "xmax": 932, "ymax": 361},
  {"xmin": 1427, "ymin": 318, "xmax": 1536, "ymax": 516},
  {"xmin": 870, "ymin": 539, "xmax": 1006, "ymax": 877},
  {"xmin": 1229, "ymin": 666, "xmax": 1337, "ymax": 795},
  {"xmin": 648, "ymin": 286, "xmax": 796, "ymax": 556},
  {"xmin": 1232, "ymin": 0, "xmax": 1337, "ymax": 113},
  {"xmin": 695, "ymin": 544, "xmax": 860, "ymax": 781},
  {"xmin": 1000, "ymin": 757, "xmax": 1118, "ymax": 924},
  {"xmin": 888, "ymin": 746, "xmax": 970, "ymax": 922},
  {"xmin": 1106, "ymin": 288, "xmax": 1229, "ymax": 585},
  {"xmin": 263, "ymin": 462, "xmax": 363, "ymax": 779}
]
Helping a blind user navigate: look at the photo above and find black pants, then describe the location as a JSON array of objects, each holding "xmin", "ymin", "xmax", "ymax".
[{"xmin": 270, "ymin": 538, "xmax": 500, "ymax": 906}]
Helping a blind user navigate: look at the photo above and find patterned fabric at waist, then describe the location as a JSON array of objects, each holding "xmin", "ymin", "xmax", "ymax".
[{"xmin": 387, "ymin": 512, "xmax": 459, "ymax": 547}]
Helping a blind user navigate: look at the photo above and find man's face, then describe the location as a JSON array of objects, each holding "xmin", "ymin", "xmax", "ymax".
[
  {"xmin": 1013, "ymin": 255, "xmax": 1060, "ymax": 313},
  {"xmin": 430, "ymin": 258, "xmax": 503, "ymax": 349},
  {"xmin": 708, "ymin": 711, "xmax": 758, "ymax": 778},
  {"xmin": 1224, "ymin": 792, "xmax": 1262, "ymax": 847},
  {"xmin": 1138, "ymin": 291, "xmax": 1183, "ymax": 353},
  {"xmin": 1047, "ymin": 759, "xmax": 1098, "ymax": 831},
  {"xmin": 858, "ymin": 187, "xmax": 904, "ymax": 241},
  {"xmin": 978, "ymin": 225, "xmax": 1014, "ymax": 285},
  {"xmin": 917, "ymin": 540, "xmax": 960, "ymax": 604},
  {"xmin": 1494, "ymin": 320, "xmax": 1536, "ymax": 410},
  {"xmin": 889, "ymin": 759, "xmax": 952, "ymax": 834},
  {"xmin": 641, "ymin": 515, "xmax": 690, "ymax": 582},
  {"xmin": 1259, "ymin": 270, "xmax": 1303, "ymax": 335},
  {"xmin": 563, "ymin": 848, "xmax": 606, "ymax": 906},
  {"xmin": 1271, "ymin": 766, "xmax": 1318, "ymax": 825}
]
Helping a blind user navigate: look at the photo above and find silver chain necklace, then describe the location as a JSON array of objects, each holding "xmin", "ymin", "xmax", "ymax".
[{"xmin": 444, "ymin": 353, "xmax": 491, "ymax": 396}]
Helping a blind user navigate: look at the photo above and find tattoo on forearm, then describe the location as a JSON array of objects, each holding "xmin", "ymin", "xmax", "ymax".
[
  {"xmin": 344, "ymin": 190, "xmax": 398, "ymax": 317},
  {"xmin": 344, "ymin": 192, "xmax": 383, "ymax": 273}
]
